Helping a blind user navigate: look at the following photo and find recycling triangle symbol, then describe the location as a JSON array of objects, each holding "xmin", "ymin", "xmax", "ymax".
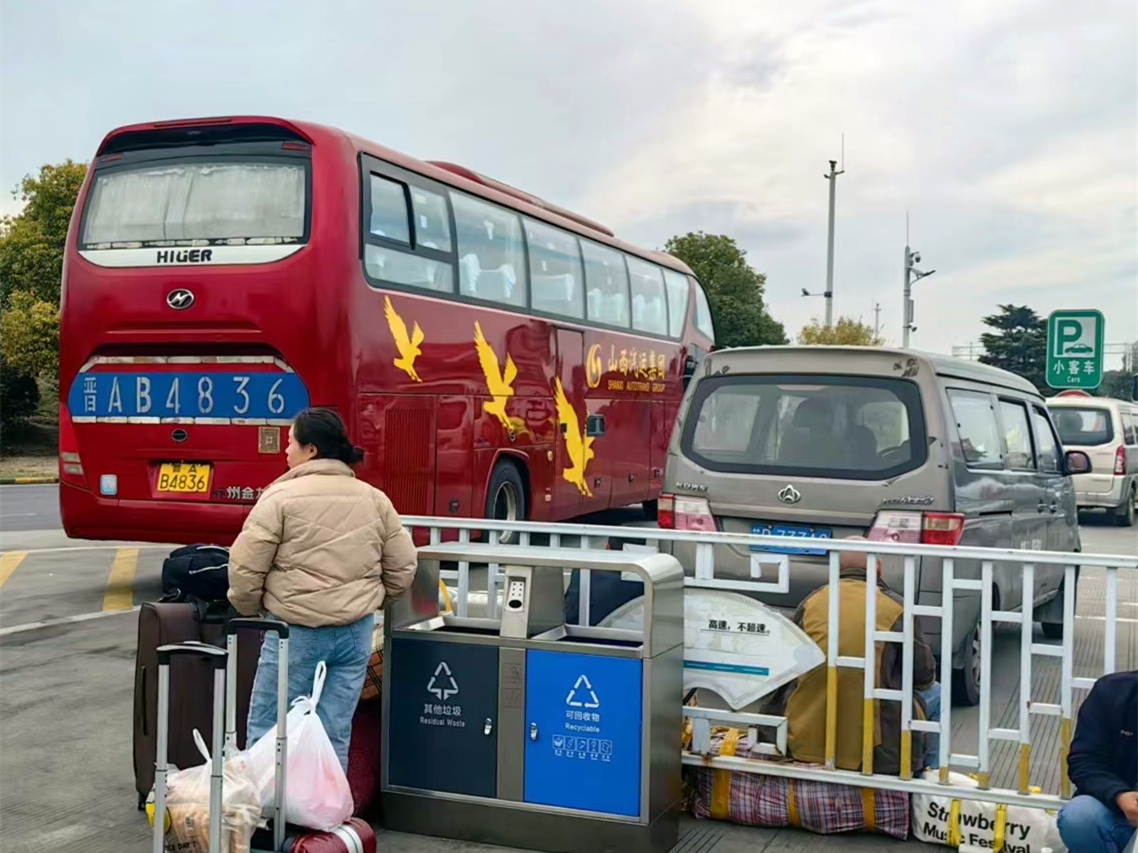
[
  {"xmin": 565, "ymin": 674, "xmax": 601, "ymax": 709},
  {"xmin": 427, "ymin": 661, "xmax": 459, "ymax": 700}
]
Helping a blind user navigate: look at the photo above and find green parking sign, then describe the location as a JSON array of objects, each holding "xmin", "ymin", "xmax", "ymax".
[{"xmin": 1046, "ymin": 309, "xmax": 1104, "ymax": 390}]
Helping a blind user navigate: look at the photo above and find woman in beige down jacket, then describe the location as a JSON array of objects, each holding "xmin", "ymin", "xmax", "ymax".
[{"xmin": 228, "ymin": 408, "xmax": 416, "ymax": 770}]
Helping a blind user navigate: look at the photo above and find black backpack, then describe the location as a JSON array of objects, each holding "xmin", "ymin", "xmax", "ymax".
[{"xmin": 161, "ymin": 544, "xmax": 230, "ymax": 602}]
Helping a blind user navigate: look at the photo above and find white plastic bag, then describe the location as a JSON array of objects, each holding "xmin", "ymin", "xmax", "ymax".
[
  {"xmin": 150, "ymin": 729, "xmax": 262, "ymax": 853},
  {"xmin": 911, "ymin": 769, "xmax": 1066, "ymax": 852},
  {"xmin": 246, "ymin": 661, "xmax": 354, "ymax": 831}
]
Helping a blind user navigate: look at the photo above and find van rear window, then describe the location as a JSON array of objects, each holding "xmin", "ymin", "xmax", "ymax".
[
  {"xmin": 1051, "ymin": 407, "xmax": 1113, "ymax": 446},
  {"xmin": 680, "ymin": 374, "xmax": 927, "ymax": 480}
]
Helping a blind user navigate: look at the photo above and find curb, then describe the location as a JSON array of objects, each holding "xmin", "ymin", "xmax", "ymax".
[{"xmin": 0, "ymin": 477, "xmax": 58, "ymax": 486}]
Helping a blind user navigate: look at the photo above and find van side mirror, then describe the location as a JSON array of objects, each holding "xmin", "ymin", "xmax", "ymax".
[{"xmin": 1064, "ymin": 450, "xmax": 1092, "ymax": 475}]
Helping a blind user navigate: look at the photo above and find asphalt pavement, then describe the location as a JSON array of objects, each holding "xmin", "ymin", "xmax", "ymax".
[{"xmin": 0, "ymin": 485, "xmax": 1135, "ymax": 853}]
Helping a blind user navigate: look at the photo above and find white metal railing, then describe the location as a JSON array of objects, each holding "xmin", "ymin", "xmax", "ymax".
[{"xmin": 401, "ymin": 514, "xmax": 1137, "ymax": 810}]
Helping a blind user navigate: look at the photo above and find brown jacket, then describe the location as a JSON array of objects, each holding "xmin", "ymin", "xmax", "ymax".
[
  {"xmin": 227, "ymin": 459, "xmax": 417, "ymax": 627},
  {"xmin": 768, "ymin": 568, "xmax": 935, "ymax": 775}
]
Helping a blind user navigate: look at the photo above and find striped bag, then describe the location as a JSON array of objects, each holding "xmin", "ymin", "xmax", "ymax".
[{"xmin": 687, "ymin": 728, "xmax": 910, "ymax": 840}]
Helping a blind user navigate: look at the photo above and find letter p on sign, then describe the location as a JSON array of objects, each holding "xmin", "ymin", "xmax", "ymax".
[{"xmin": 1054, "ymin": 319, "xmax": 1083, "ymax": 357}]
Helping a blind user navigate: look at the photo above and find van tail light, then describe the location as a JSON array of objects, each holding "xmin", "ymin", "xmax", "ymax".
[
  {"xmin": 657, "ymin": 494, "xmax": 675, "ymax": 529},
  {"xmin": 671, "ymin": 495, "xmax": 717, "ymax": 532},
  {"xmin": 1116, "ymin": 445, "xmax": 1126, "ymax": 475},
  {"xmin": 58, "ymin": 405, "xmax": 89, "ymax": 489},
  {"xmin": 868, "ymin": 510, "xmax": 964, "ymax": 547},
  {"xmin": 920, "ymin": 512, "xmax": 965, "ymax": 546}
]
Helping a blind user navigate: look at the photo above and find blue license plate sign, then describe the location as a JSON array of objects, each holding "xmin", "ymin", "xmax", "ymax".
[
  {"xmin": 750, "ymin": 523, "xmax": 833, "ymax": 555},
  {"xmin": 67, "ymin": 370, "xmax": 309, "ymax": 423}
]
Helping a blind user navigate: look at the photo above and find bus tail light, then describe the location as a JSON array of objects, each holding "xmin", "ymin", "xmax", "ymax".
[
  {"xmin": 868, "ymin": 510, "xmax": 965, "ymax": 547},
  {"xmin": 1115, "ymin": 445, "xmax": 1126, "ymax": 475},
  {"xmin": 58, "ymin": 405, "xmax": 88, "ymax": 488}
]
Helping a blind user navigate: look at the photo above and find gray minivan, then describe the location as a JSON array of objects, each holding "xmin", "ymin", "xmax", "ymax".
[{"xmin": 656, "ymin": 346, "xmax": 1091, "ymax": 705}]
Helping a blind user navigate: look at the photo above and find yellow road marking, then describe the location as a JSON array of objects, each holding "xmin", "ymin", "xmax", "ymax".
[
  {"xmin": 102, "ymin": 548, "xmax": 139, "ymax": 611},
  {"xmin": 0, "ymin": 552, "xmax": 28, "ymax": 590}
]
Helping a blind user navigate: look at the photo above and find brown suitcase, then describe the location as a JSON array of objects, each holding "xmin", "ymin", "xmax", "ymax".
[{"xmin": 132, "ymin": 601, "xmax": 261, "ymax": 808}]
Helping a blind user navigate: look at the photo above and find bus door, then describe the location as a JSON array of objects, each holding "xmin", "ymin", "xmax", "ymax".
[{"xmin": 556, "ymin": 328, "xmax": 610, "ymax": 517}]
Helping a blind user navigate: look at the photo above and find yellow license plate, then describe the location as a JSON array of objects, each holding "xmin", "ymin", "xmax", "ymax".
[{"xmin": 157, "ymin": 463, "xmax": 211, "ymax": 494}]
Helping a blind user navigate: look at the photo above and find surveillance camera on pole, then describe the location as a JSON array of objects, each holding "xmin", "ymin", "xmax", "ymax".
[{"xmin": 902, "ymin": 244, "xmax": 936, "ymax": 347}]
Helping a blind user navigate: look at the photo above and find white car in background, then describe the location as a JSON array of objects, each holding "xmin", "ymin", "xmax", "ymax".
[{"xmin": 1049, "ymin": 393, "xmax": 1138, "ymax": 527}]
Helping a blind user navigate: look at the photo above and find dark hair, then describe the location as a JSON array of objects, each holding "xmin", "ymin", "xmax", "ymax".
[{"xmin": 293, "ymin": 408, "xmax": 365, "ymax": 466}]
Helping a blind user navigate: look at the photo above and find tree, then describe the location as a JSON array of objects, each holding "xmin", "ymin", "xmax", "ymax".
[
  {"xmin": 0, "ymin": 290, "xmax": 59, "ymax": 377},
  {"xmin": 664, "ymin": 232, "xmax": 787, "ymax": 348},
  {"xmin": 797, "ymin": 316, "xmax": 883, "ymax": 346},
  {"xmin": 0, "ymin": 356, "xmax": 40, "ymax": 431},
  {"xmin": 978, "ymin": 304, "xmax": 1048, "ymax": 393},
  {"xmin": 0, "ymin": 159, "xmax": 88, "ymax": 306},
  {"xmin": 1099, "ymin": 371, "xmax": 1137, "ymax": 402}
]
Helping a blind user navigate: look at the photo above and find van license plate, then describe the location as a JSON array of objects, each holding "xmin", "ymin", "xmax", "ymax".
[
  {"xmin": 156, "ymin": 463, "xmax": 211, "ymax": 494},
  {"xmin": 750, "ymin": 523, "xmax": 833, "ymax": 556}
]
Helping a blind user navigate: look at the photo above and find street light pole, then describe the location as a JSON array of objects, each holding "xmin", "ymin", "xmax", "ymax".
[{"xmin": 823, "ymin": 159, "xmax": 844, "ymax": 328}]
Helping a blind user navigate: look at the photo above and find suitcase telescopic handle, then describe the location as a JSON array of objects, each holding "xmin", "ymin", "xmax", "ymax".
[
  {"xmin": 153, "ymin": 643, "xmax": 228, "ymax": 853},
  {"xmin": 156, "ymin": 642, "xmax": 228, "ymax": 668},
  {"xmin": 223, "ymin": 618, "xmax": 289, "ymax": 851},
  {"xmin": 226, "ymin": 617, "xmax": 290, "ymax": 638}
]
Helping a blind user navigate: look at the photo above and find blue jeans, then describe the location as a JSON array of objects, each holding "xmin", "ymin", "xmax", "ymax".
[
  {"xmin": 917, "ymin": 682, "xmax": 942, "ymax": 770},
  {"xmin": 246, "ymin": 614, "xmax": 374, "ymax": 772},
  {"xmin": 1059, "ymin": 795, "xmax": 1136, "ymax": 853}
]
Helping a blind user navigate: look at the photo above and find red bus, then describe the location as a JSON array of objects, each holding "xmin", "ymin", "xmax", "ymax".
[{"xmin": 59, "ymin": 116, "xmax": 716, "ymax": 545}]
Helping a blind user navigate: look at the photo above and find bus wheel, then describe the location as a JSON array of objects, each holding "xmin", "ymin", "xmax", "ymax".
[{"xmin": 485, "ymin": 461, "xmax": 526, "ymax": 545}]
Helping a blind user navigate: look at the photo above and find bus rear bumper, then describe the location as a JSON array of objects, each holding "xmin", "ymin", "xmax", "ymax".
[{"xmin": 60, "ymin": 482, "xmax": 247, "ymax": 546}]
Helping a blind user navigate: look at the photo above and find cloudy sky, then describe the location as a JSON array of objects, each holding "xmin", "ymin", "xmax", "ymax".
[{"xmin": 2, "ymin": 0, "xmax": 1135, "ymax": 361}]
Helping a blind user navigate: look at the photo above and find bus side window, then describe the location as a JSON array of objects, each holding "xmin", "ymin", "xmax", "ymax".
[
  {"xmin": 369, "ymin": 175, "xmax": 411, "ymax": 243},
  {"xmin": 663, "ymin": 269, "xmax": 690, "ymax": 339},
  {"xmin": 525, "ymin": 218, "xmax": 584, "ymax": 320},
  {"xmin": 365, "ymin": 176, "xmax": 454, "ymax": 293},
  {"xmin": 410, "ymin": 186, "xmax": 452, "ymax": 252},
  {"xmin": 690, "ymin": 276, "xmax": 715, "ymax": 342},
  {"xmin": 627, "ymin": 256, "xmax": 668, "ymax": 336},
  {"xmin": 581, "ymin": 240, "xmax": 630, "ymax": 328},
  {"xmin": 451, "ymin": 191, "xmax": 527, "ymax": 308}
]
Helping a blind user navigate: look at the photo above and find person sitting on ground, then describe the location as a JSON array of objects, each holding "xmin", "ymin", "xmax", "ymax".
[
  {"xmin": 1058, "ymin": 670, "xmax": 1137, "ymax": 853},
  {"xmin": 228, "ymin": 408, "xmax": 417, "ymax": 771},
  {"xmin": 768, "ymin": 536, "xmax": 942, "ymax": 775}
]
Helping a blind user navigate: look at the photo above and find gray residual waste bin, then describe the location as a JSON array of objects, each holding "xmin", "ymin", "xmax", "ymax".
[{"xmin": 381, "ymin": 543, "xmax": 684, "ymax": 853}]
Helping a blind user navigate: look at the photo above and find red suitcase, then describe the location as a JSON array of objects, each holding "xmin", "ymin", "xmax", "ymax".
[
  {"xmin": 347, "ymin": 700, "xmax": 382, "ymax": 816},
  {"xmin": 283, "ymin": 818, "xmax": 376, "ymax": 853}
]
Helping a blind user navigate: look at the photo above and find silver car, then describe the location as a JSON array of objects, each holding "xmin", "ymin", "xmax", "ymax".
[
  {"xmin": 653, "ymin": 346, "xmax": 1091, "ymax": 706},
  {"xmin": 1048, "ymin": 395, "xmax": 1138, "ymax": 527}
]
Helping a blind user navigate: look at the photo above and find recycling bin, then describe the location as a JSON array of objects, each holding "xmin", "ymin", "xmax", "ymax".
[{"xmin": 382, "ymin": 543, "xmax": 684, "ymax": 853}]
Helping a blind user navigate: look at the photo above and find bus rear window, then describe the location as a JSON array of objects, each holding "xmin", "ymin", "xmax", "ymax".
[
  {"xmin": 1051, "ymin": 407, "xmax": 1113, "ymax": 446},
  {"xmin": 680, "ymin": 374, "xmax": 927, "ymax": 480},
  {"xmin": 81, "ymin": 161, "xmax": 306, "ymax": 247}
]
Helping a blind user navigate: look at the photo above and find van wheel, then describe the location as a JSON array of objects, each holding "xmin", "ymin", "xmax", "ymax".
[
  {"xmin": 484, "ymin": 460, "xmax": 526, "ymax": 545},
  {"xmin": 1114, "ymin": 486, "xmax": 1137, "ymax": 527},
  {"xmin": 952, "ymin": 621, "xmax": 982, "ymax": 707},
  {"xmin": 642, "ymin": 499, "xmax": 658, "ymax": 521}
]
